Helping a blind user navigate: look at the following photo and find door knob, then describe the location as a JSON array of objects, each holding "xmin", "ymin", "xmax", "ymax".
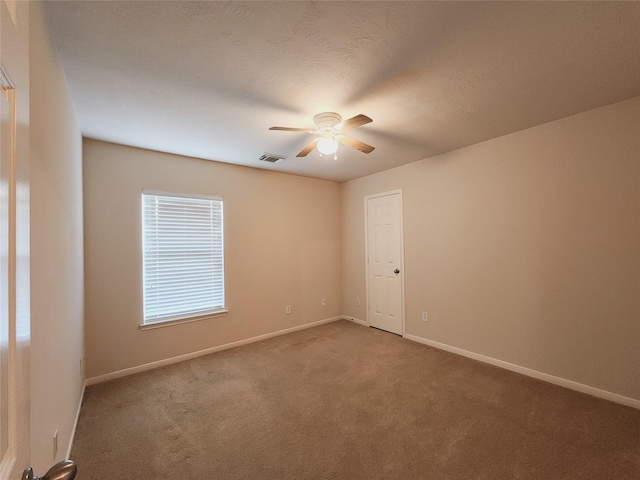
[
  {"xmin": 394, "ymin": 269, "xmax": 400, "ymax": 274},
  {"xmin": 22, "ymin": 460, "xmax": 77, "ymax": 480}
]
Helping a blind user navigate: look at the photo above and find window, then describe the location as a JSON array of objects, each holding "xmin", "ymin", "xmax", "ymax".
[{"xmin": 142, "ymin": 190, "xmax": 225, "ymax": 326}]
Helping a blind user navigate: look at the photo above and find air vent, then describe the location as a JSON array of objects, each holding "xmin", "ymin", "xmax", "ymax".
[{"xmin": 259, "ymin": 153, "xmax": 286, "ymax": 164}]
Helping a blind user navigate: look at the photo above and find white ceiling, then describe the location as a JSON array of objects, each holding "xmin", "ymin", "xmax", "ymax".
[{"xmin": 42, "ymin": 1, "xmax": 640, "ymax": 182}]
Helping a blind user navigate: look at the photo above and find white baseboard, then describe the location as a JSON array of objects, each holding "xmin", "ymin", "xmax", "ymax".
[
  {"xmin": 86, "ymin": 316, "xmax": 342, "ymax": 386},
  {"xmin": 342, "ymin": 315, "xmax": 368, "ymax": 327},
  {"xmin": 66, "ymin": 380, "xmax": 86, "ymax": 459},
  {"xmin": 404, "ymin": 333, "xmax": 640, "ymax": 410}
]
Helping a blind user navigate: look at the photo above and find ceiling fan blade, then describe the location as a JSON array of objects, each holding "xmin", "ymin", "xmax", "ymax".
[
  {"xmin": 269, "ymin": 126, "xmax": 316, "ymax": 133},
  {"xmin": 337, "ymin": 135, "xmax": 375, "ymax": 154},
  {"xmin": 297, "ymin": 138, "xmax": 320, "ymax": 157},
  {"xmin": 337, "ymin": 114, "xmax": 372, "ymax": 131}
]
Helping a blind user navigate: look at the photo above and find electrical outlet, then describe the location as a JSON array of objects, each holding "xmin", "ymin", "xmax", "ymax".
[
  {"xmin": 422, "ymin": 311, "xmax": 428, "ymax": 322},
  {"xmin": 356, "ymin": 298, "xmax": 361, "ymax": 307},
  {"xmin": 285, "ymin": 305, "xmax": 291, "ymax": 315},
  {"xmin": 53, "ymin": 430, "xmax": 58, "ymax": 460},
  {"xmin": 321, "ymin": 298, "xmax": 326, "ymax": 307}
]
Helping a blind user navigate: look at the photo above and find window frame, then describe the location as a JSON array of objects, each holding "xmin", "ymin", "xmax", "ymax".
[{"xmin": 140, "ymin": 189, "xmax": 227, "ymax": 329}]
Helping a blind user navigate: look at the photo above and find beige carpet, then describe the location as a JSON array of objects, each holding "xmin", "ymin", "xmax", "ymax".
[{"xmin": 71, "ymin": 320, "xmax": 639, "ymax": 479}]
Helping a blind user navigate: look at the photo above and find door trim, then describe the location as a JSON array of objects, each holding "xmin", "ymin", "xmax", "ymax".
[
  {"xmin": 0, "ymin": 63, "xmax": 18, "ymax": 478},
  {"xmin": 364, "ymin": 189, "xmax": 406, "ymax": 336}
]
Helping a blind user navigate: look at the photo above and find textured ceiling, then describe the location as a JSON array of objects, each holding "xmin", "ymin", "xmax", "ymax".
[{"xmin": 42, "ymin": 1, "xmax": 640, "ymax": 182}]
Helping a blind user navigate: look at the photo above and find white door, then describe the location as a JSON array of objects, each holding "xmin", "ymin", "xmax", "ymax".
[
  {"xmin": 1, "ymin": 3, "xmax": 36, "ymax": 478},
  {"xmin": 0, "ymin": 64, "xmax": 11, "ymax": 480},
  {"xmin": 366, "ymin": 191, "xmax": 404, "ymax": 335},
  {"xmin": 0, "ymin": 62, "xmax": 29, "ymax": 479}
]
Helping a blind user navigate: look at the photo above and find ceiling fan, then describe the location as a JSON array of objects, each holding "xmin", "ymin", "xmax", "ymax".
[{"xmin": 269, "ymin": 112, "xmax": 375, "ymax": 158}]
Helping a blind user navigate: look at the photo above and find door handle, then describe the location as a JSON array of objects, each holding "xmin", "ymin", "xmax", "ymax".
[
  {"xmin": 394, "ymin": 269, "xmax": 400, "ymax": 274},
  {"xmin": 22, "ymin": 460, "xmax": 77, "ymax": 480}
]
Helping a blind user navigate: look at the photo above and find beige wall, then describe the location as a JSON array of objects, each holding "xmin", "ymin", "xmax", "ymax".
[
  {"xmin": 84, "ymin": 98, "xmax": 639, "ymax": 401},
  {"xmin": 83, "ymin": 140, "xmax": 342, "ymax": 378},
  {"xmin": 29, "ymin": 1, "xmax": 85, "ymax": 472},
  {"xmin": 342, "ymin": 97, "xmax": 640, "ymax": 401}
]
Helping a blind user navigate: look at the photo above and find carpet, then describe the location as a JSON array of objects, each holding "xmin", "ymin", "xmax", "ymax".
[{"xmin": 71, "ymin": 320, "xmax": 640, "ymax": 479}]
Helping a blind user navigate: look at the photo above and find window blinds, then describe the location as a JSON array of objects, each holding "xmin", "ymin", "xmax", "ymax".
[{"xmin": 142, "ymin": 191, "xmax": 224, "ymax": 324}]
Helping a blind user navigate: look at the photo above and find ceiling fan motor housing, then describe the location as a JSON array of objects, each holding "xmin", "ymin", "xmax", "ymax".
[{"xmin": 313, "ymin": 112, "xmax": 342, "ymax": 137}]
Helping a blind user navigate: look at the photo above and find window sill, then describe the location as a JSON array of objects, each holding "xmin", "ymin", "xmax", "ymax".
[{"xmin": 140, "ymin": 310, "xmax": 229, "ymax": 331}]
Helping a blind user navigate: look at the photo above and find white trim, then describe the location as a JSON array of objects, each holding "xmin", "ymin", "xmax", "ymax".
[
  {"xmin": 2, "ymin": 74, "xmax": 18, "ymax": 478},
  {"xmin": 404, "ymin": 333, "xmax": 640, "ymax": 410},
  {"xmin": 364, "ymin": 189, "xmax": 406, "ymax": 336},
  {"xmin": 86, "ymin": 316, "xmax": 342, "ymax": 386},
  {"xmin": 0, "ymin": 66, "xmax": 14, "ymax": 89},
  {"xmin": 139, "ymin": 309, "xmax": 228, "ymax": 330},
  {"xmin": 66, "ymin": 383, "xmax": 86, "ymax": 459},
  {"xmin": 342, "ymin": 315, "xmax": 368, "ymax": 327}
]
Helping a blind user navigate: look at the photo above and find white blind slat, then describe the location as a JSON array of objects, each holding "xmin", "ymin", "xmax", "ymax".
[{"xmin": 142, "ymin": 192, "xmax": 225, "ymax": 323}]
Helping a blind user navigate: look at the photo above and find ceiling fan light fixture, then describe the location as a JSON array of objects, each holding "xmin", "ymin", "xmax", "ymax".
[
  {"xmin": 269, "ymin": 112, "xmax": 374, "ymax": 158},
  {"xmin": 317, "ymin": 137, "xmax": 338, "ymax": 155}
]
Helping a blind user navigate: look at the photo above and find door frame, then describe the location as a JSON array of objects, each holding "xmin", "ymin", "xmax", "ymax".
[
  {"xmin": 0, "ymin": 62, "xmax": 18, "ymax": 479},
  {"xmin": 364, "ymin": 189, "xmax": 406, "ymax": 337}
]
